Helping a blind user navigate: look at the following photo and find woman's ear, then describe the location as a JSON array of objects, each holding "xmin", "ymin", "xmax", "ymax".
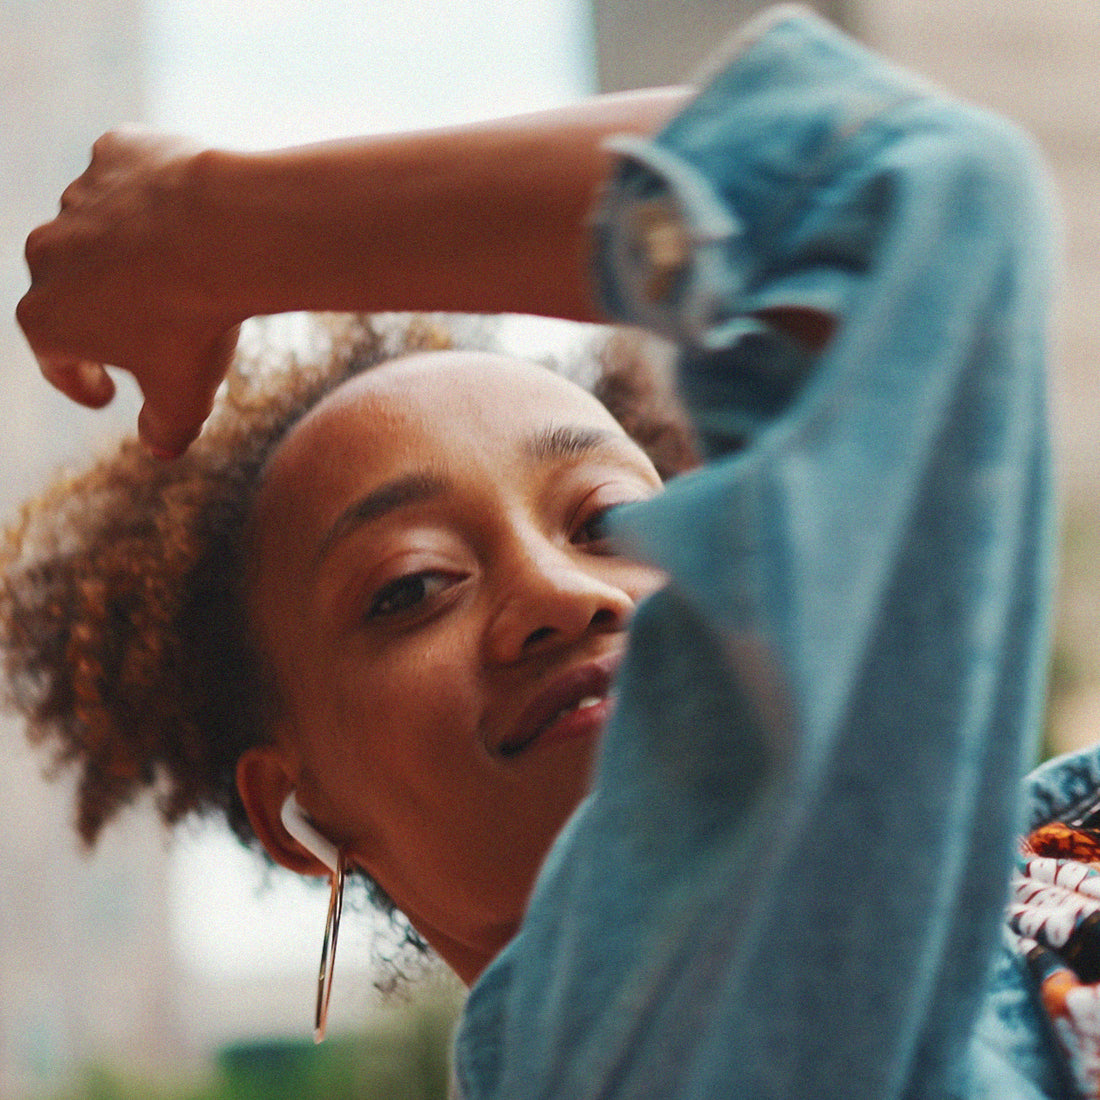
[{"xmin": 236, "ymin": 745, "xmax": 330, "ymax": 877}]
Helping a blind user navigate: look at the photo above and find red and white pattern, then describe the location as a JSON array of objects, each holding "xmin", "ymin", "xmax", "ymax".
[{"xmin": 1010, "ymin": 824, "xmax": 1100, "ymax": 1098}]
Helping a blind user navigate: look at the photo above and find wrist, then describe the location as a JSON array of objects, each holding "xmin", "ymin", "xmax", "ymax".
[
  {"xmin": 182, "ymin": 146, "xmax": 276, "ymax": 322},
  {"xmin": 186, "ymin": 140, "xmax": 396, "ymax": 319}
]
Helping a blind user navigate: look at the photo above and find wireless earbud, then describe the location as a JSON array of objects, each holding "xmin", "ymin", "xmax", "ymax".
[{"xmin": 280, "ymin": 791, "xmax": 340, "ymax": 874}]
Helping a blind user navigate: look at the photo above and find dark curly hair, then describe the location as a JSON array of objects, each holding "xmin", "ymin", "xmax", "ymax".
[{"xmin": 0, "ymin": 315, "xmax": 697, "ymax": 864}]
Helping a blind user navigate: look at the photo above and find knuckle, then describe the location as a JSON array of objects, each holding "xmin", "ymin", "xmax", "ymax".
[
  {"xmin": 14, "ymin": 291, "xmax": 34, "ymax": 334},
  {"xmin": 15, "ymin": 287, "xmax": 44, "ymax": 335},
  {"xmin": 92, "ymin": 124, "xmax": 143, "ymax": 159},
  {"xmin": 90, "ymin": 130, "xmax": 116, "ymax": 158},
  {"xmin": 23, "ymin": 223, "xmax": 51, "ymax": 267},
  {"xmin": 59, "ymin": 180, "xmax": 82, "ymax": 210}
]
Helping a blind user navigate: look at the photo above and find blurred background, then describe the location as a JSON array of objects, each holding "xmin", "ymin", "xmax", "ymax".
[{"xmin": 1, "ymin": 1, "xmax": 1097, "ymax": 1096}]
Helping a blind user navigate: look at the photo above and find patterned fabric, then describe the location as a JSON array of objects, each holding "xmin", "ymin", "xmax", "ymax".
[{"xmin": 1009, "ymin": 820, "xmax": 1100, "ymax": 1097}]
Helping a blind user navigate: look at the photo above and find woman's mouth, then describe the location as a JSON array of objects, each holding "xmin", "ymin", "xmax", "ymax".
[{"xmin": 499, "ymin": 656, "xmax": 620, "ymax": 757}]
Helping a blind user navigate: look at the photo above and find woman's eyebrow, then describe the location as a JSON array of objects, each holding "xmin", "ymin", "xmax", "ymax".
[
  {"xmin": 314, "ymin": 427, "xmax": 625, "ymax": 568},
  {"xmin": 523, "ymin": 424, "xmax": 622, "ymax": 463},
  {"xmin": 314, "ymin": 472, "xmax": 449, "ymax": 568}
]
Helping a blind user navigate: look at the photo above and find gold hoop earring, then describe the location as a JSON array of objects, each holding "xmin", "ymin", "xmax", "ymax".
[{"xmin": 314, "ymin": 848, "xmax": 346, "ymax": 1043}]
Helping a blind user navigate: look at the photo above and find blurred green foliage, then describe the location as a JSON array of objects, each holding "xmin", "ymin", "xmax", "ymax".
[{"xmin": 45, "ymin": 998, "xmax": 458, "ymax": 1100}]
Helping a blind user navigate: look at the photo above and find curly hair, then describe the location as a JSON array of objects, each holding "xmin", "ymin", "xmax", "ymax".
[{"xmin": 0, "ymin": 315, "xmax": 697, "ymax": 861}]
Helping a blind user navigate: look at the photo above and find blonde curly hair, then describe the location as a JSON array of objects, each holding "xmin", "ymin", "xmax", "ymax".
[{"xmin": 0, "ymin": 316, "xmax": 697, "ymax": 855}]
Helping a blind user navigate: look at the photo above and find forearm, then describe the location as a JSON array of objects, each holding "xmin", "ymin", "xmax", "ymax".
[
  {"xmin": 193, "ymin": 87, "xmax": 690, "ymax": 323},
  {"xmin": 18, "ymin": 86, "xmax": 687, "ymax": 454}
]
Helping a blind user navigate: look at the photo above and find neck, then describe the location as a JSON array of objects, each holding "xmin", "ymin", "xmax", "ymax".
[{"xmin": 408, "ymin": 913, "xmax": 520, "ymax": 986}]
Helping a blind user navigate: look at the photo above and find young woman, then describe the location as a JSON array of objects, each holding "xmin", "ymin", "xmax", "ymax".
[{"xmin": 7, "ymin": 8, "xmax": 1063, "ymax": 1098}]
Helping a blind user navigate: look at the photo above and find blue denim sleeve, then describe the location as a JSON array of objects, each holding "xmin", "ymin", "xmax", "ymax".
[{"xmin": 454, "ymin": 7, "xmax": 1059, "ymax": 1099}]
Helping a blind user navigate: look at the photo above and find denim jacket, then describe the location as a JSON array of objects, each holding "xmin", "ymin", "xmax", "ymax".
[{"xmin": 453, "ymin": 7, "xmax": 1058, "ymax": 1098}]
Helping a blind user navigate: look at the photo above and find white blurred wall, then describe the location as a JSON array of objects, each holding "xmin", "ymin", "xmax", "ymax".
[{"xmin": 0, "ymin": 5, "xmax": 181, "ymax": 1097}]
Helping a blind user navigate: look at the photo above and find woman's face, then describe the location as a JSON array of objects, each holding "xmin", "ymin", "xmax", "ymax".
[{"xmin": 246, "ymin": 350, "xmax": 665, "ymax": 981}]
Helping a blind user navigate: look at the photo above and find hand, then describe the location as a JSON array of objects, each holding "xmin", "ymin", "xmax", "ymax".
[
  {"xmin": 17, "ymin": 127, "xmax": 242, "ymax": 458},
  {"xmin": 15, "ymin": 89, "xmax": 689, "ymax": 459}
]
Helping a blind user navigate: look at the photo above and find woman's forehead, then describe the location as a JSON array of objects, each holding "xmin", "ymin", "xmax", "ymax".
[
  {"xmin": 284, "ymin": 350, "xmax": 620, "ymax": 464},
  {"xmin": 254, "ymin": 350, "xmax": 627, "ymax": 537},
  {"xmin": 324, "ymin": 349, "xmax": 613, "ymax": 421}
]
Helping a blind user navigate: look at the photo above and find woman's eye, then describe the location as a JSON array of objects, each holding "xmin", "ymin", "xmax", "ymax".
[
  {"xmin": 367, "ymin": 571, "xmax": 455, "ymax": 619},
  {"xmin": 573, "ymin": 507, "xmax": 617, "ymax": 551}
]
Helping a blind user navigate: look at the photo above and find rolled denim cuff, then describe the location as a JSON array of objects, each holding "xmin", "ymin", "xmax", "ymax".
[{"xmin": 591, "ymin": 134, "xmax": 749, "ymax": 350}]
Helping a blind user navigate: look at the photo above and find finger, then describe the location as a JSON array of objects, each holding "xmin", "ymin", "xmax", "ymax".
[
  {"xmin": 137, "ymin": 396, "xmax": 210, "ymax": 461},
  {"xmin": 137, "ymin": 326, "xmax": 240, "ymax": 460},
  {"xmin": 37, "ymin": 356, "xmax": 116, "ymax": 408}
]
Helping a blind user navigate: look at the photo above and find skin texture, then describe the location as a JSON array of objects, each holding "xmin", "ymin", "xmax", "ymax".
[{"xmin": 237, "ymin": 350, "xmax": 666, "ymax": 983}]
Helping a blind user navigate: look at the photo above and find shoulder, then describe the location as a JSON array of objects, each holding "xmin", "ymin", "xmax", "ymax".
[{"xmin": 1020, "ymin": 745, "xmax": 1100, "ymax": 832}]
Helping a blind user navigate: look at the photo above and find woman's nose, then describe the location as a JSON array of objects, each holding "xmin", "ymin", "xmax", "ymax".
[{"xmin": 484, "ymin": 545, "xmax": 636, "ymax": 666}]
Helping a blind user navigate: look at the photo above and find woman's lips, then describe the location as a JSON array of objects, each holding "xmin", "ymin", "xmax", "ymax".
[
  {"xmin": 499, "ymin": 654, "xmax": 621, "ymax": 757},
  {"xmin": 527, "ymin": 693, "xmax": 614, "ymax": 752}
]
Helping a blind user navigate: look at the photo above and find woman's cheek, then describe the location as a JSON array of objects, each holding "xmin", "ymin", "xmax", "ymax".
[{"xmin": 360, "ymin": 641, "xmax": 482, "ymax": 746}]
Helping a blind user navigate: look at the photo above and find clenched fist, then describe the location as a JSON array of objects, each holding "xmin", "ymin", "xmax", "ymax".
[{"xmin": 17, "ymin": 127, "xmax": 241, "ymax": 458}]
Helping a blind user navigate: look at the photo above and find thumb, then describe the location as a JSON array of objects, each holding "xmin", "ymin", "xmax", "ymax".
[
  {"xmin": 138, "ymin": 399, "xmax": 208, "ymax": 460},
  {"xmin": 136, "ymin": 325, "xmax": 240, "ymax": 460}
]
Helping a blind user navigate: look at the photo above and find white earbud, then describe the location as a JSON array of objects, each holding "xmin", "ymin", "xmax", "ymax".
[{"xmin": 280, "ymin": 791, "xmax": 340, "ymax": 874}]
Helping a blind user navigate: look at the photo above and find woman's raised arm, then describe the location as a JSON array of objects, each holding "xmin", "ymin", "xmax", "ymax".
[{"xmin": 16, "ymin": 88, "xmax": 687, "ymax": 458}]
